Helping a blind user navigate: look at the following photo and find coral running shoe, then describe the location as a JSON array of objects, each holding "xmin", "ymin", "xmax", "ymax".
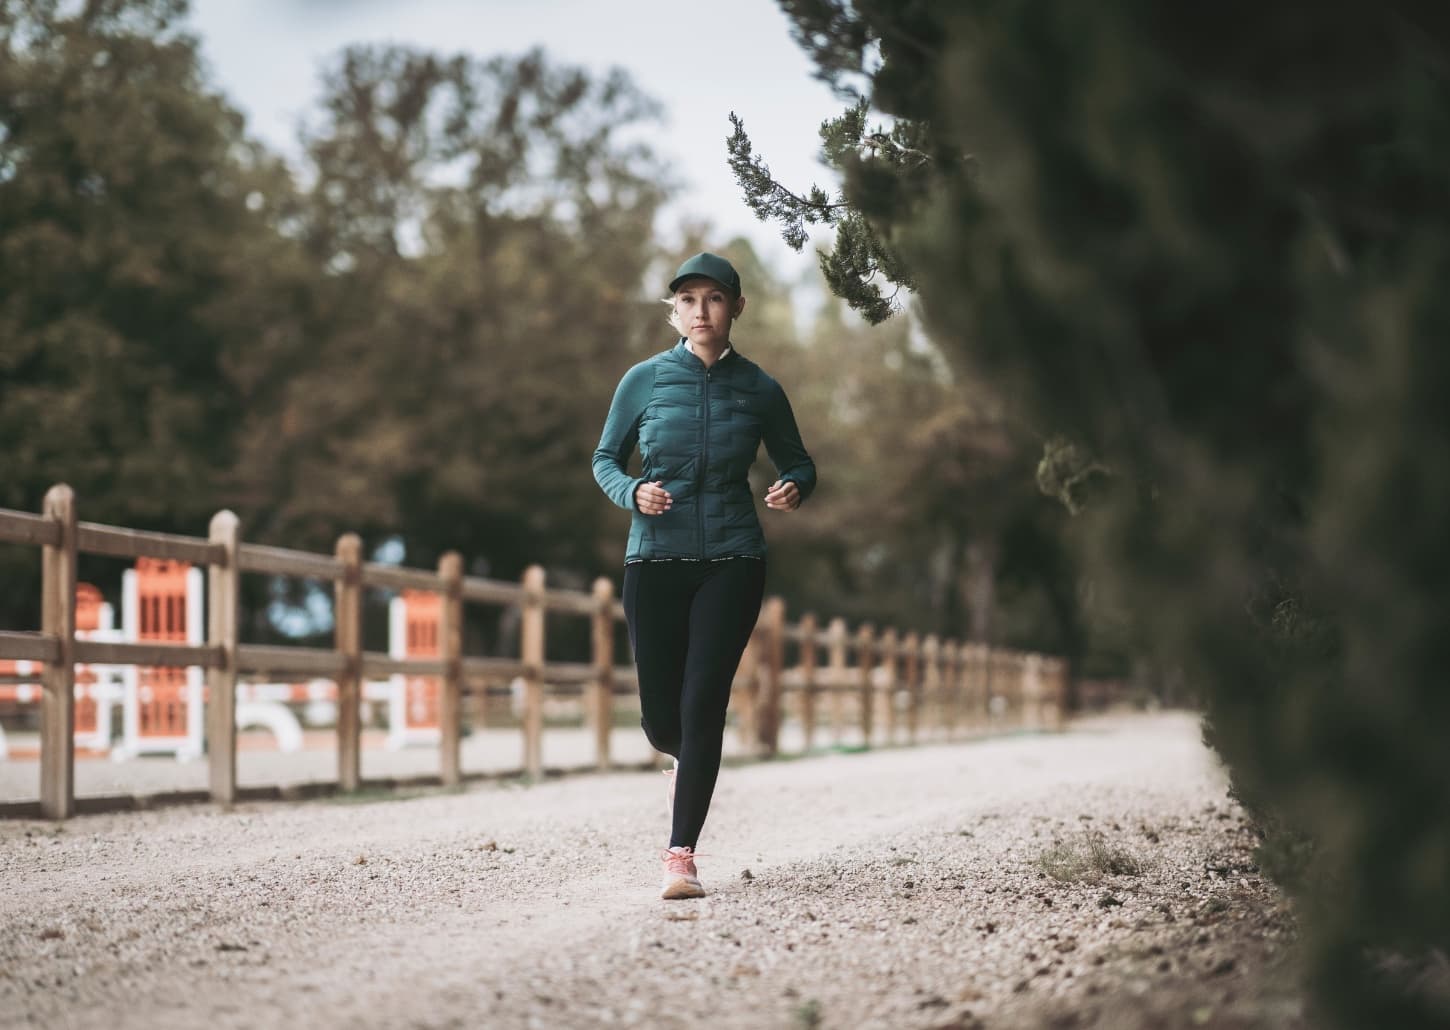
[{"xmin": 660, "ymin": 845, "xmax": 705, "ymax": 900}]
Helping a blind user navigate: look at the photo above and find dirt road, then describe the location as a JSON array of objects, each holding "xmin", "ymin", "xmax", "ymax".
[{"xmin": 1, "ymin": 712, "xmax": 1306, "ymax": 1029}]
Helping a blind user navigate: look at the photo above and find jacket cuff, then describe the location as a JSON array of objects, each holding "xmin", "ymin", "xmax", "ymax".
[
  {"xmin": 625, "ymin": 477, "xmax": 647, "ymax": 512},
  {"xmin": 781, "ymin": 474, "xmax": 811, "ymax": 503}
]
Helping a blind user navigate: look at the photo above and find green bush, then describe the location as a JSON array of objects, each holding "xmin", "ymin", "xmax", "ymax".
[{"xmin": 749, "ymin": 1, "xmax": 1450, "ymax": 1023}]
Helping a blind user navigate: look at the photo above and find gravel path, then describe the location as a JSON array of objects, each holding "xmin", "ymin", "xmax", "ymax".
[{"xmin": 1, "ymin": 712, "xmax": 1306, "ymax": 1029}]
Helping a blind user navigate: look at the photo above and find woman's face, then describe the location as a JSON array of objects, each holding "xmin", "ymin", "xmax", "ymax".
[{"xmin": 674, "ymin": 276, "xmax": 745, "ymax": 349}]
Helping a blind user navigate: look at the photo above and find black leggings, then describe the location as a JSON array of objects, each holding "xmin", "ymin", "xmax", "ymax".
[{"xmin": 622, "ymin": 558, "xmax": 766, "ymax": 849}]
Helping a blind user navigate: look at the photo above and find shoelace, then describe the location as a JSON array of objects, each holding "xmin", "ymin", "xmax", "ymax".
[{"xmin": 661, "ymin": 847, "xmax": 703, "ymax": 876}]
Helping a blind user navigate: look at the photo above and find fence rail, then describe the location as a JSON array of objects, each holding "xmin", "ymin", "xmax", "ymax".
[
  {"xmin": 237, "ymin": 543, "xmax": 343, "ymax": 579},
  {"xmin": 0, "ymin": 485, "xmax": 1068, "ymax": 820},
  {"xmin": 76, "ymin": 522, "xmax": 224, "ymax": 564},
  {"xmin": 0, "ymin": 631, "xmax": 59, "ymax": 664}
]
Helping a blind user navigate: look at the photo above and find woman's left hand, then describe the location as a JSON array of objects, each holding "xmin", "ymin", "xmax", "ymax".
[{"xmin": 764, "ymin": 480, "xmax": 801, "ymax": 512}]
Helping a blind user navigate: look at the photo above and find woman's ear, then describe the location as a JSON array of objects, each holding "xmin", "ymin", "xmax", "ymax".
[{"xmin": 732, "ymin": 294, "xmax": 747, "ymax": 321}]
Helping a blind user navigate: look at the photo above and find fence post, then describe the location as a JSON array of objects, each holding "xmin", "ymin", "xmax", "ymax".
[
  {"xmin": 987, "ymin": 647, "xmax": 1001, "ymax": 726},
  {"xmin": 967, "ymin": 643, "xmax": 981, "ymax": 731},
  {"xmin": 826, "ymin": 618, "xmax": 847, "ymax": 745},
  {"xmin": 1003, "ymin": 651, "xmax": 1015, "ymax": 725},
  {"xmin": 758, "ymin": 596, "xmax": 786, "ymax": 757},
  {"xmin": 1050, "ymin": 657, "xmax": 1069, "ymax": 730},
  {"xmin": 207, "ymin": 511, "xmax": 240, "ymax": 805},
  {"xmin": 902, "ymin": 632, "xmax": 920, "ymax": 745},
  {"xmin": 590, "ymin": 577, "xmax": 614, "ymax": 771},
  {"xmin": 987, "ymin": 650, "xmax": 999, "ymax": 725},
  {"xmin": 959, "ymin": 643, "xmax": 974, "ymax": 731},
  {"xmin": 941, "ymin": 639, "xmax": 959, "ymax": 740},
  {"xmin": 1022, "ymin": 653, "xmax": 1040, "ymax": 730},
  {"xmin": 40, "ymin": 484, "xmax": 77, "ymax": 821},
  {"xmin": 970, "ymin": 643, "xmax": 988, "ymax": 730},
  {"xmin": 798, "ymin": 613, "xmax": 817, "ymax": 752},
  {"xmin": 928, "ymin": 638, "xmax": 939, "ymax": 742},
  {"xmin": 335, "ymin": 533, "xmax": 362, "ymax": 792},
  {"xmin": 855, "ymin": 623, "xmax": 875, "ymax": 746},
  {"xmin": 878, "ymin": 628, "xmax": 898, "ymax": 745},
  {"xmin": 734, "ymin": 626, "xmax": 761, "ymax": 756},
  {"xmin": 521, "ymin": 565, "xmax": 546, "ymax": 780},
  {"xmin": 1055, "ymin": 657, "xmax": 1070, "ymax": 730},
  {"xmin": 1013, "ymin": 652, "xmax": 1028, "ymax": 728},
  {"xmin": 438, "ymin": 552, "xmax": 463, "ymax": 787},
  {"xmin": 1001, "ymin": 651, "xmax": 1015, "ymax": 726}
]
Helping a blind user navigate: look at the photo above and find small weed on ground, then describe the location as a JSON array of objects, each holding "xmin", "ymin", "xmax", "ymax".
[{"xmin": 1037, "ymin": 829, "xmax": 1147, "ymax": 883}]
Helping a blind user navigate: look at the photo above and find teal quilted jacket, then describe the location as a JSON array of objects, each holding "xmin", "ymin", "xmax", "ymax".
[{"xmin": 592, "ymin": 341, "xmax": 816, "ymax": 563}]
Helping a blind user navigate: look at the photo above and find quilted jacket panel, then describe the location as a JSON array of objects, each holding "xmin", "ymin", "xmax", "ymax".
[{"xmin": 592, "ymin": 341, "xmax": 816, "ymax": 562}]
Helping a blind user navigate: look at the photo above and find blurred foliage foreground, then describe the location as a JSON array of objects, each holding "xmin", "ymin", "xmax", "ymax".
[{"xmin": 729, "ymin": 0, "xmax": 1450, "ymax": 1025}]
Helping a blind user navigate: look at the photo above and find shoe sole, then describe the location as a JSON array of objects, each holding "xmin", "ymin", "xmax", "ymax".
[{"xmin": 660, "ymin": 876, "xmax": 706, "ymax": 900}]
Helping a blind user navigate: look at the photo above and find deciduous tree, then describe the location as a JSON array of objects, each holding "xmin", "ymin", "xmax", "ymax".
[{"xmin": 0, "ymin": 0, "xmax": 309, "ymax": 626}]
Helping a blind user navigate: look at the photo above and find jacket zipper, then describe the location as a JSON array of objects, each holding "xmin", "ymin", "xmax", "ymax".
[{"xmin": 699, "ymin": 367, "xmax": 711, "ymax": 559}]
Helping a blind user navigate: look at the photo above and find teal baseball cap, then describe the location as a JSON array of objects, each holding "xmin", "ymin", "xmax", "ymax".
[{"xmin": 669, "ymin": 252, "xmax": 741, "ymax": 295}]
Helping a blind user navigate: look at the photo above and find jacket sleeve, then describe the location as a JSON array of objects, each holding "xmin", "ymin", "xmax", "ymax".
[
  {"xmin": 762, "ymin": 379, "xmax": 817, "ymax": 503},
  {"xmin": 592, "ymin": 362, "xmax": 654, "ymax": 511}
]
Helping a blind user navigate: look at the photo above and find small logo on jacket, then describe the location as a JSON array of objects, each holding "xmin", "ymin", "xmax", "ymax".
[{"xmin": 735, "ymin": 399, "xmax": 747, "ymax": 407}]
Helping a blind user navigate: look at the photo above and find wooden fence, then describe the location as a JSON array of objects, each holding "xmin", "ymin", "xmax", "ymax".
[{"xmin": 0, "ymin": 485, "xmax": 1068, "ymax": 820}]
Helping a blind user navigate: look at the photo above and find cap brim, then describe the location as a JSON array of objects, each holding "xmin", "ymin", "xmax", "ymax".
[{"xmin": 669, "ymin": 274, "xmax": 734, "ymax": 294}]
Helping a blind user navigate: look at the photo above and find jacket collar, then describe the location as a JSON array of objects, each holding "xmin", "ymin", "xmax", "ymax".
[{"xmin": 673, "ymin": 339, "xmax": 739, "ymax": 371}]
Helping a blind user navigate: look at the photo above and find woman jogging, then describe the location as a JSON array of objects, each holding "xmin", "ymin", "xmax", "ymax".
[{"xmin": 592, "ymin": 252, "xmax": 816, "ymax": 899}]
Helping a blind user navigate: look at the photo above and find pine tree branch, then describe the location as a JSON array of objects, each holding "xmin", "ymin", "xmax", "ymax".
[{"xmin": 728, "ymin": 111, "xmax": 849, "ymax": 251}]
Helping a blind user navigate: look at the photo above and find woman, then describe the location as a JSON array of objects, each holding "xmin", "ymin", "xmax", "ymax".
[{"xmin": 592, "ymin": 252, "xmax": 816, "ymax": 900}]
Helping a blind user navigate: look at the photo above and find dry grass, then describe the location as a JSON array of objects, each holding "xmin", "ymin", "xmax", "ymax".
[{"xmin": 1036, "ymin": 828, "xmax": 1147, "ymax": 883}]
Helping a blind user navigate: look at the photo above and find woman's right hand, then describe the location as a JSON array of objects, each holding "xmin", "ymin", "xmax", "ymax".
[{"xmin": 635, "ymin": 480, "xmax": 673, "ymax": 516}]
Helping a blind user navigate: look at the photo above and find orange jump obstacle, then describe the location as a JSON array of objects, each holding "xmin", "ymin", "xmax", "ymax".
[
  {"xmin": 3, "ymin": 568, "xmax": 458, "ymax": 764},
  {"xmin": 388, "ymin": 590, "xmax": 442, "ymax": 750},
  {"xmin": 118, "ymin": 558, "xmax": 204, "ymax": 760}
]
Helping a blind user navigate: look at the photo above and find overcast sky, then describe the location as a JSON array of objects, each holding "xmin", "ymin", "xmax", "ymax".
[{"xmin": 184, "ymin": 0, "xmax": 848, "ymax": 287}]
